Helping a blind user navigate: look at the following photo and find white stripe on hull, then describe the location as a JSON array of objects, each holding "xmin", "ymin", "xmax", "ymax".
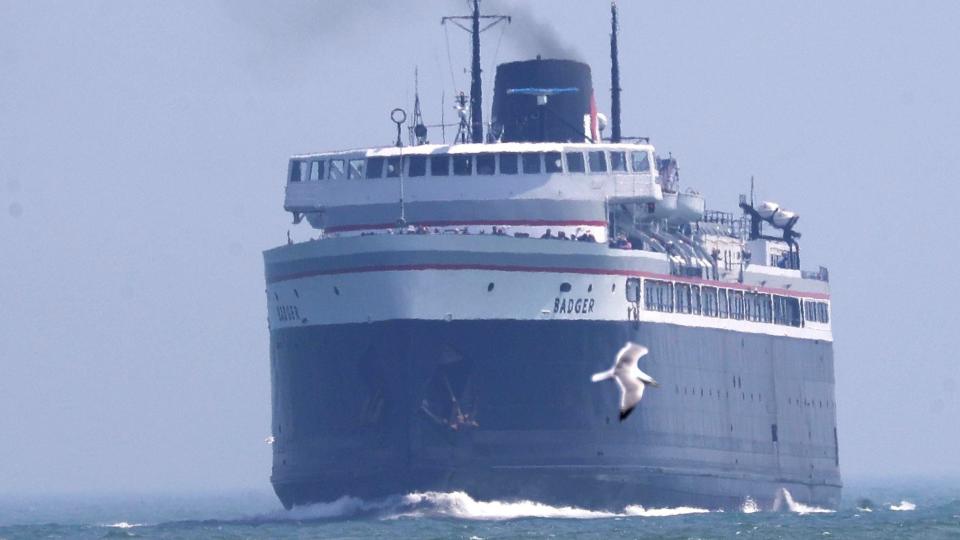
[{"xmin": 267, "ymin": 268, "xmax": 833, "ymax": 342}]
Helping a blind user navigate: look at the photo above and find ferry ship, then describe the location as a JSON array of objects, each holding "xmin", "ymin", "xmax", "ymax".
[{"xmin": 263, "ymin": 1, "xmax": 841, "ymax": 511}]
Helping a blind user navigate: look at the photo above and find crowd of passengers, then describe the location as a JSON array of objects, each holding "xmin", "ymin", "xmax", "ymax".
[{"xmin": 347, "ymin": 224, "xmax": 635, "ymax": 248}]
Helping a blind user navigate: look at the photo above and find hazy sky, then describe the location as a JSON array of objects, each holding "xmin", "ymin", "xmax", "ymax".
[{"xmin": 1, "ymin": 0, "xmax": 958, "ymax": 495}]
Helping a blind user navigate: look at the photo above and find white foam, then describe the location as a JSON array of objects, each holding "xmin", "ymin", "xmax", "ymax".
[
  {"xmin": 741, "ymin": 496, "xmax": 761, "ymax": 514},
  {"xmin": 889, "ymin": 500, "xmax": 916, "ymax": 512},
  {"xmin": 623, "ymin": 505, "xmax": 709, "ymax": 517},
  {"xmin": 773, "ymin": 488, "xmax": 834, "ymax": 515},
  {"xmin": 105, "ymin": 522, "xmax": 142, "ymax": 529},
  {"xmin": 270, "ymin": 491, "xmax": 713, "ymax": 521},
  {"xmin": 389, "ymin": 491, "xmax": 617, "ymax": 520}
]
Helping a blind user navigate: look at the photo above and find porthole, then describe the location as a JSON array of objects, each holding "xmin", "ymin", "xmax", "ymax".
[
  {"xmin": 611, "ymin": 283, "xmax": 616, "ymax": 292},
  {"xmin": 274, "ymin": 292, "xmax": 279, "ymax": 301},
  {"xmin": 333, "ymin": 286, "xmax": 341, "ymax": 296},
  {"xmin": 293, "ymin": 289, "xmax": 300, "ymax": 298},
  {"xmin": 560, "ymin": 282, "xmax": 572, "ymax": 292},
  {"xmin": 588, "ymin": 284, "xmax": 593, "ymax": 292},
  {"xmin": 487, "ymin": 282, "xmax": 495, "ymax": 292}
]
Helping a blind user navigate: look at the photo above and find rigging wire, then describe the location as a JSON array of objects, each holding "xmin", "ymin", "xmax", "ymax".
[{"xmin": 443, "ymin": 22, "xmax": 461, "ymax": 95}]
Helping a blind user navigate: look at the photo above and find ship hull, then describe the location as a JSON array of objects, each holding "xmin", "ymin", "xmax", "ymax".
[{"xmin": 269, "ymin": 318, "xmax": 840, "ymax": 511}]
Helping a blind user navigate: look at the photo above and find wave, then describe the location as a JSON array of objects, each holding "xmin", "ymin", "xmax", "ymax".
[
  {"xmin": 263, "ymin": 491, "xmax": 712, "ymax": 521},
  {"xmin": 104, "ymin": 522, "xmax": 142, "ymax": 529},
  {"xmin": 623, "ymin": 505, "xmax": 710, "ymax": 517},
  {"xmin": 390, "ymin": 491, "xmax": 617, "ymax": 520},
  {"xmin": 741, "ymin": 496, "xmax": 761, "ymax": 514},
  {"xmin": 889, "ymin": 500, "xmax": 916, "ymax": 512},
  {"xmin": 772, "ymin": 488, "xmax": 834, "ymax": 515}
]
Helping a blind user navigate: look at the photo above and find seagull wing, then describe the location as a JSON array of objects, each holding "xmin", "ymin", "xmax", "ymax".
[
  {"xmin": 614, "ymin": 342, "xmax": 648, "ymax": 376},
  {"xmin": 635, "ymin": 367, "xmax": 659, "ymax": 387},
  {"xmin": 615, "ymin": 374, "xmax": 645, "ymax": 421}
]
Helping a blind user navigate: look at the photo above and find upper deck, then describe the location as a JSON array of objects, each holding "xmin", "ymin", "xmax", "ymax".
[{"xmin": 284, "ymin": 142, "xmax": 663, "ymax": 241}]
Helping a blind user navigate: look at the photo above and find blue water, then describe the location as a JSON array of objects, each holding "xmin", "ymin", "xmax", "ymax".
[{"xmin": 1, "ymin": 482, "xmax": 958, "ymax": 539}]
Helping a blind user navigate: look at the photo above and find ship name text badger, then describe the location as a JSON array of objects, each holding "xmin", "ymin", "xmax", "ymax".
[{"xmin": 554, "ymin": 297, "xmax": 595, "ymax": 315}]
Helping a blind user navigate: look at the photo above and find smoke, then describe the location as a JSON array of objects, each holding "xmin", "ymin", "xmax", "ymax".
[
  {"xmin": 221, "ymin": 0, "xmax": 407, "ymax": 45},
  {"xmin": 486, "ymin": 0, "xmax": 583, "ymax": 61}
]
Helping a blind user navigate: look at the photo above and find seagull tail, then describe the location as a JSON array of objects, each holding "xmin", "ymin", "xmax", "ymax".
[{"xmin": 591, "ymin": 370, "xmax": 614, "ymax": 383}]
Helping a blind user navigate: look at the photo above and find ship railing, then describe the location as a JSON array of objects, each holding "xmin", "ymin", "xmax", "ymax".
[
  {"xmin": 700, "ymin": 210, "xmax": 749, "ymax": 239},
  {"xmin": 801, "ymin": 266, "xmax": 830, "ymax": 282}
]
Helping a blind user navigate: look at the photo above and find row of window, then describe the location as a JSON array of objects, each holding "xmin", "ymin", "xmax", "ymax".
[
  {"xmin": 628, "ymin": 278, "xmax": 829, "ymax": 326},
  {"xmin": 289, "ymin": 150, "xmax": 652, "ymax": 183}
]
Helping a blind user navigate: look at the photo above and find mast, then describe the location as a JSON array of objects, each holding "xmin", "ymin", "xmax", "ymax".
[
  {"xmin": 470, "ymin": 0, "xmax": 484, "ymax": 143},
  {"xmin": 610, "ymin": 0, "xmax": 622, "ymax": 143},
  {"xmin": 442, "ymin": 2, "xmax": 510, "ymax": 143}
]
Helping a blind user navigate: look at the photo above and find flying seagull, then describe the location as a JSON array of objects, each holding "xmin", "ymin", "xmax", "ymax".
[{"xmin": 591, "ymin": 342, "xmax": 659, "ymax": 421}]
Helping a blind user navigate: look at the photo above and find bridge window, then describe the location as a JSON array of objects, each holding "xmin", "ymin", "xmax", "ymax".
[
  {"xmin": 644, "ymin": 279, "xmax": 673, "ymax": 313},
  {"xmin": 718, "ymin": 288, "xmax": 729, "ymax": 318},
  {"xmin": 289, "ymin": 160, "xmax": 303, "ymax": 183},
  {"xmin": 803, "ymin": 300, "xmax": 830, "ymax": 324},
  {"xmin": 729, "ymin": 290, "xmax": 744, "ymax": 320},
  {"xmin": 407, "ymin": 155, "xmax": 427, "ymax": 177},
  {"xmin": 545, "ymin": 152, "xmax": 563, "ymax": 173},
  {"xmin": 758, "ymin": 293, "xmax": 772, "ymax": 323},
  {"xmin": 499, "ymin": 153, "xmax": 519, "ymax": 175},
  {"xmin": 702, "ymin": 286, "xmax": 718, "ymax": 317},
  {"xmin": 366, "ymin": 157, "xmax": 384, "ymax": 179},
  {"xmin": 744, "ymin": 292, "xmax": 757, "ymax": 321},
  {"xmin": 610, "ymin": 151, "xmax": 627, "ymax": 172},
  {"xmin": 566, "ymin": 152, "xmax": 585, "ymax": 173},
  {"xmin": 522, "ymin": 152, "xmax": 542, "ymax": 174},
  {"xmin": 386, "ymin": 156, "xmax": 402, "ymax": 177},
  {"xmin": 588, "ymin": 151, "xmax": 607, "ymax": 173},
  {"xmin": 329, "ymin": 159, "xmax": 346, "ymax": 180},
  {"xmin": 348, "ymin": 159, "xmax": 365, "ymax": 179},
  {"xmin": 476, "ymin": 154, "xmax": 496, "ymax": 175},
  {"xmin": 631, "ymin": 151, "xmax": 650, "ymax": 173},
  {"xmin": 676, "ymin": 283, "xmax": 691, "ymax": 314},
  {"xmin": 784, "ymin": 296, "xmax": 802, "ymax": 327},
  {"xmin": 625, "ymin": 278, "xmax": 640, "ymax": 303},
  {"xmin": 453, "ymin": 155, "xmax": 473, "ymax": 176},
  {"xmin": 430, "ymin": 155, "xmax": 450, "ymax": 176},
  {"xmin": 310, "ymin": 160, "xmax": 325, "ymax": 181}
]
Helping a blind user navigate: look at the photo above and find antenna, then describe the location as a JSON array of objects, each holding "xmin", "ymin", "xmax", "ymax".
[
  {"xmin": 442, "ymin": 0, "xmax": 510, "ymax": 144},
  {"xmin": 412, "ymin": 67, "xmax": 428, "ymax": 145},
  {"xmin": 390, "ymin": 109, "xmax": 408, "ymax": 226},
  {"xmin": 610, "ymin": 1, "xmax": 622, "ymax": 143},
  {"xmin": 441, "ymin": 91, "xmax": 447, "ymax": 144}
]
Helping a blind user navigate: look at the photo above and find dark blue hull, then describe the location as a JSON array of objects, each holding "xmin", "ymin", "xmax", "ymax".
[{"xmin": 269, "ymin": 320, "xmax": 840, "ymax": 510}]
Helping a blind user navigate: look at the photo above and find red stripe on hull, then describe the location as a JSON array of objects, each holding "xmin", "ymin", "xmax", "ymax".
[{"xmin": 268, "ymin": 262, "xmax": 830, "ymax": 300}]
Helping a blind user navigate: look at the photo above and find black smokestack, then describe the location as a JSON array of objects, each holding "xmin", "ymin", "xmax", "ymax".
[
  {"xmin": 610, "ymin": 1, "xmax": 622, "ymax": 143},
  {"xmin": 492, "ymin": 59, "xmax": 594, "ymax": 143},
  {"xmin": 470, "ymin": 0, "xmax": 484, "ymax": 143}
]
